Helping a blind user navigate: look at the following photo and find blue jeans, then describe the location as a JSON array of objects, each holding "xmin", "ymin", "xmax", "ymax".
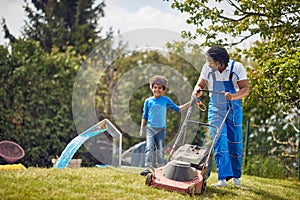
[{"xmin": 145, "ymin": 126, "xmax": 166, "ymax": 168}]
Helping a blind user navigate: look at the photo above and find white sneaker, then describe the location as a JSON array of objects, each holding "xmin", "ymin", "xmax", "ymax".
[
  {"xmin": 233, "ymin": 178, "xmax": 241, "ymax": 187},
  {"xmin": 211, "ymin": 179, "xmax": 229, "ymax": 187}
]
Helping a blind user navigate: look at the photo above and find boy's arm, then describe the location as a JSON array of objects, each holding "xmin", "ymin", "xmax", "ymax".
[
  {"xmin": 139, "ymin": 118, "xmax": 147, "ymax": 137},
  {"xmin": 179, "ymin": 100, "xmax": 192, "ymax": 112}
]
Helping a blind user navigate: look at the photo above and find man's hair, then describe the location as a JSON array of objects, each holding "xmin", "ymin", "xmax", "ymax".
[
  {"xmin": 207, "ymin": 46, "xmax": 229, "ymax": 66},
  {"xmin": 149, "ymin": 75, "xmax": 168, "ymax": 90}
]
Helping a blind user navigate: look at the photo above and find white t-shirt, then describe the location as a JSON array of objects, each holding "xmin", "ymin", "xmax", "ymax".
[{"xmin": 200, "ymin": 60, "xmax": 247, "ymax": 93}]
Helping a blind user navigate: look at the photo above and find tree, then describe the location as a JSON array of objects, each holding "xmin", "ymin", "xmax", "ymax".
[
  {"xmin": 168, "ymin": 0, "xmax": 299, "ymax": 111},
  {"xmin": 0, "ymin": 40, "xmax": 83, "ymax": 166},
  {"xmin": 17, "ymin": 0, "xmax": 105, "ymax": 54},
  {"xmin": 0, "ymin": 0, "xmax": 123, "ymax": 167}
]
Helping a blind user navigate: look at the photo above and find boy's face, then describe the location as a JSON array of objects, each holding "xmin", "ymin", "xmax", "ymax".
[{"xmin": 151, "ymin": 84, "xmax": 165, "ymax": 98}]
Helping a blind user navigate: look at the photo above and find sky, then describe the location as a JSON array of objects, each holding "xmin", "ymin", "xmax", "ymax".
[{"xmin": 0, "ymin": 0, "xmax": 195, "ymax": 45}]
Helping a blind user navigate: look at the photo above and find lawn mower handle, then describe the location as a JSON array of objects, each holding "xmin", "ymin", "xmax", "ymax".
[
  {"xmin": 167, "ymin": 90, "xmax": 232, "ymax": 162},
  {"xmin": 197, "ymin": 89, "xmax": 233, "ymax": 109}
]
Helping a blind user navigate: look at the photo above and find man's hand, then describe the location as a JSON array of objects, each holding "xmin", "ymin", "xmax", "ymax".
[
  {"xmin": 224, "ymin": 92, "xmax": 232, "ymax": 101},
  {"xmin": 192, "ymin": 86, "xmax": 202, "ymax": 99}
]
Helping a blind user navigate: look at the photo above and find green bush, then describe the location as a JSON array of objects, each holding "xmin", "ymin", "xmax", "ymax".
[
  {"xmin": 243, "ymin": 155, "xmax": 297, "ymax": 179},
  {"xmin": 0, "ymin": 40, "xmax": 83, "ymax": 167}
]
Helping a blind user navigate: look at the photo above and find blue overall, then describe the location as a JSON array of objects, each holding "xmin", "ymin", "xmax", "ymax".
[{"xmin": 208, "ymin": 61, "xmax": 243, "ymax": 180}]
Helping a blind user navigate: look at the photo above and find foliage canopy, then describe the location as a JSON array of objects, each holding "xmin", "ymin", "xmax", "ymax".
[
  {"xmin": 16, "ymin": 0, "xmax": 105, "ymax": 54},
  {"xmin": 168, "ymin": 0, "xmax": 300, "ymax": 111}
]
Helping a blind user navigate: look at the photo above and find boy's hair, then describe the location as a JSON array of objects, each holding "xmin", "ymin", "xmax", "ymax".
[
  {"xmin": 149, "ymin": 75, "xmax": 168, "ymax": 90},
  {"xmin": 206, "ymin": 46, "xmax": 230, "ymax": 66}
]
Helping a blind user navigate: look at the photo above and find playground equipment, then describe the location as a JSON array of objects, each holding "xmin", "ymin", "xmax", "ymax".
[
  {"xmin": 122, "ymin": 141, "xmax": 146, "ymax": 167},
  {"xmin": 0, "ymin": 163, "xmax": 26, "ymax": 170},
  {"xmin": 54, "ymin": 119, "xmax": 122, "ymax": 168},
  {"xmin": 0, "ymin": 140, "xmax": 25, "ymax": 163},
  {"xmin": 51, "ymin": 158, "xmax": 82, "ymax": 168}
]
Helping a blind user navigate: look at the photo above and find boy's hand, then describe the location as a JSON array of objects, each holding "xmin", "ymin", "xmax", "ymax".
[{"xmin": 139, "ymin": 128, "xmax": 144, "ymax": 137}]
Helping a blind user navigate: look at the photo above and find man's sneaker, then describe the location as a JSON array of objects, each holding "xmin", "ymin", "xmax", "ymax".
[
  {"xmin": 211, "ymin": 179, "xmax": 229, "ymax": 187},
  {"xmin": 140, "ymin": 169, "xmax": 151, "ymax": 176},
  {"xmin": 233, "ymin": 178, "xmax": 241, "ymax": 187}
]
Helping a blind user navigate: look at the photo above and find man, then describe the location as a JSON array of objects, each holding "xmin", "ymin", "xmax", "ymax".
[{"xmin": 193, "ymin": 46, "xmax": 250, "ymax": 187}]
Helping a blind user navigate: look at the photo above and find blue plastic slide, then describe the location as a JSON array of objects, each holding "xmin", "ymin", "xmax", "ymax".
[{"xmin": 54, "ymin": 123, "xmax": 107, "ymax": 168}]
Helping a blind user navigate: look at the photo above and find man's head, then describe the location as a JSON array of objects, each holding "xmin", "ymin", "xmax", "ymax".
[{"xmin": 206, "ymin": 46, "xmax": 229, "ymax": 69}]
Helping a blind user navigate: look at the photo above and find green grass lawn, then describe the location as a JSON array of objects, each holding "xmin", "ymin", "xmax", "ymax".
[{"xmin": 0, "ymin": 166, "xmax": 299, "ymax": 200}]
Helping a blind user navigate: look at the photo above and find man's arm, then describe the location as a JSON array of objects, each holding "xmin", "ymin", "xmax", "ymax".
[
  {"xmin": 225, "ymin": 79, "xmax": 250, "ymax": 100},
  {"xmin": 193, "ymin": 78, "xmax": 207, "ymax": 97}
]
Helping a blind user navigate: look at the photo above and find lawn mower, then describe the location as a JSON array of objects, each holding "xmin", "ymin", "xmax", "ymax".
[{"xmin": 145, "ymin": 91, "xmax": 232, "ymax": 196}]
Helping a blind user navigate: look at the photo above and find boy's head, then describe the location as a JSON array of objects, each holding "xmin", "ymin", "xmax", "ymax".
[{"xmin": 149, "ymin": 75, "xmax": 168, "ymax": 90}]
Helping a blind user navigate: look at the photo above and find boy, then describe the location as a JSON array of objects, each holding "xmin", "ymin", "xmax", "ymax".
[{"xmin": 139, "ymin": 75, "xmax": 191, "ymax": 176}]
